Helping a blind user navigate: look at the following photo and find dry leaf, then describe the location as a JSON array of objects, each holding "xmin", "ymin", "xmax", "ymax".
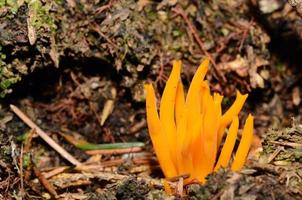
[
  {"xmin": 292, "ymin": 87, "xmax": 300, "ymax": 106},
  {"xmin": 253, "ymin": 73, "xmax": 265, "ymax": 88},
  {"xmin": 219, "ymin": 55, "xmax": 249, "ymax": 77},
  {"xmin": 247, "ymin": 46, "xmax": 269, "ymax": 88},
  {"xmin": 260, "ymin": 69, "xmax": 270, "ymax": 80},
  {"xmin": 100, "ymin": 88, "xmax": 117, "ymax": 126}
]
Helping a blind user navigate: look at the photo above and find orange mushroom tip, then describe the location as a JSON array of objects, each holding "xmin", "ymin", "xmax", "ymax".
[{"xmin": 145, "ymin": 58, "xmax": 254, "ymax": 184}]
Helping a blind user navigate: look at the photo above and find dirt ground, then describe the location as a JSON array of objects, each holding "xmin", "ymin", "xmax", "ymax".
[{"xmin": 0, "ymin": 0, "xmax": 301, "ymax": 199}]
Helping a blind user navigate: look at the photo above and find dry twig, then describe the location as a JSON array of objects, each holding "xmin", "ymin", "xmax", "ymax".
[
  {"xmin": 43, "ymin": 166, "xmax": 70, "ymax": 179},
  {"xmin": 270, "ymin": 141, "xmax": 302, "ymax": 148},
  {"xmin": 85, "ymin": 147, "xmax": 143, "ymax": 155},
  {"xmin": 129, "ymin": 120, "xmax": 146, "ymax": 134},
  {"xmin": 19, "ymin": 145, "xmax": 25, "ymax": 198},
  {"xmin": 10, "ymin": 104, "xmax": 81, "ymax": 166},
  {"xmin": 177, "ymin": 177, "xmax": 184, "ymax": 197},
  {"xmin": 267, "ymin": 146, "xmax": 284, "ymax": 163},
  {"xmin": 166, "ymin": 174, "xmax": 190, "ymax": 182},
  {"xmin": 33, "ymin": 165, "xmax": 58, "ymax": 198}
]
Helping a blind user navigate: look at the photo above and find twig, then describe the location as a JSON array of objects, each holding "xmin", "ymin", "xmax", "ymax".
[
  {"xmin": 85, "ymin": 147, "xmax": 143, "ymax": 155},
  {"xmin": 267, "ymin": 146, "xmax": 284, "ymax": 163},
  {"xmin": 270, "ymin": 141, "xmax": 302, "ymax": 149},
  {"xmin": 177, "ymin": 177, "xmax": 184, "ymax": 197},
  {"xmin": 132, "ymin": 157, "xmax": 157, "ymax": 165},
  {"xmin": 43, "ymin": 166, "xmax": 70, "ymax": 179},
  {"xmin": 91, "ymin": 22, "xmax": 118, "ymax": 49},
  {"xmin": 210, "ymin": 191, "xmax": 224, "ymax": 200},
  {"xmin": 76, "ymin": 159, "xmax": 124, "ymax": 171},
  {"xmin": 251, "ymin": 163, "xmax": 280, "ymax": 175},
  {"xmin": 33, "ymin": 165, "xmax": 58, "ymax": 198},
  {"xmin": 166, "ymin": 173, "xmax": 190, "ymax": 182},
  {"xmin": 172, "ymin": 5, "xmax": 226, "ymax": 82},
  {"xmin": 129, "ymin": 119, "xmax": 146, "ymax": 134},
  {"xmin": 19, "ymin": 145, "xmax": 25, "ymax": 198},
  {"xmin": 155, "ymin": 52, "xmax": 169, "ymax": 87},
  {"xmin": 10, "ymin": 104, "xmax": 81, "ymax": 166},
  {"xmin": 76, "ymin": 157, "xmax": 156, "ymax": 172}
]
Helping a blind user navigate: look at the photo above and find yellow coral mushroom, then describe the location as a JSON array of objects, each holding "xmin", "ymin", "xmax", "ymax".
[{"xmin": 145, "ymin": 58, "xmax": 254, "ymax": 183}]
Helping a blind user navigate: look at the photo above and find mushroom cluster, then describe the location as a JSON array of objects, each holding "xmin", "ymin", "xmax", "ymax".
[{"xmin": 145, "ymin": 59, "xmax": 254, "ymax": 183}]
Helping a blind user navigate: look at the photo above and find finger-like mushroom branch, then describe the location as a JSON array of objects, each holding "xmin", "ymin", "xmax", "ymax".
[{"xmin": 145, "ymin": 59, "xmax": 254, "ymax": 183}]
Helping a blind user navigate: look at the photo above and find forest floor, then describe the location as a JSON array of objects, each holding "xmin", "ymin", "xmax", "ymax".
[{"xmin": 0, "ymin": 0, "xmax": 302, "ymax": 199}]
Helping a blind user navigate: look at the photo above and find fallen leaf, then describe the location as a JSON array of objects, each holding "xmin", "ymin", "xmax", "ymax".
[
  {"xmin": 100, "ymin": 88, "xmax": 117, "ymax": 126},
  {"xmin": 292, "ymin": 87, "xmax": 300, "ymax": 106},
  {"xmin": 219, "ymin": 55, "xmax": 249, "ymax": 77}
]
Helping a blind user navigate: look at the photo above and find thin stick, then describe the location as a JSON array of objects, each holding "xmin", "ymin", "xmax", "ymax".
[
  {"xmin": 10, "ymin": 104, "xmax": 81, "ymax": 166},
  {"xmin": 129, "ymin": 119, "xmax": 146, "ymax": 134},
  {"xmin": 19, "ymin": 145, "xmax": 25, "ymax": 198},
  {"xmin": 76, "ymin": 157, "xmax": 156, "ymax": 172},
  {"xmin": 76, "ymin": 159, "xmax": 125, "ymax": 171},
  {"xmin": 166, "ymin": 173, "xmax": 190, "ymax": 182},
  {"xmin": 270, "ymin": 141, "xmax": 302, "ymax": 148},
  {"xmin": 43, "ymin": 166, "xmax": 70, "ymax": 179},
  {"xmin": 85, "ymin": 147, "xmax": 143, "ymax": 155},
  {"xmin": 267, "ymin": 146, "xmax": 283, "ymax": 163},
  {"xmin": 33, "ymin": 165, "xmax": 58, "ymax": 198},
  {"xmin": 177, "ymin": 177, "xmax": 184, "ymax": 197}
]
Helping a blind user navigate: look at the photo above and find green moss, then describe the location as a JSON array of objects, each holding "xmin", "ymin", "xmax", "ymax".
[
  {"xmin": 0, "ymin": 58, "xmax": 23, "ymax": 97},
  {"xmin": 0, "ymin": 0, "xmax": 21, "ymax": 14},
  {"xmin": 0, "ymin": 76, "xmax": 20, "ymax": 97},
  {"xmin": 0, "ymin": 78, "xmax": 18, "ymax": 90},
  {"xmin": 22, "ymin": 153, "xmax": 30, "ymax": 168},
  {"xmin": 27, "ymin": 0, "xmax": 57, "ymax": 33}
]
